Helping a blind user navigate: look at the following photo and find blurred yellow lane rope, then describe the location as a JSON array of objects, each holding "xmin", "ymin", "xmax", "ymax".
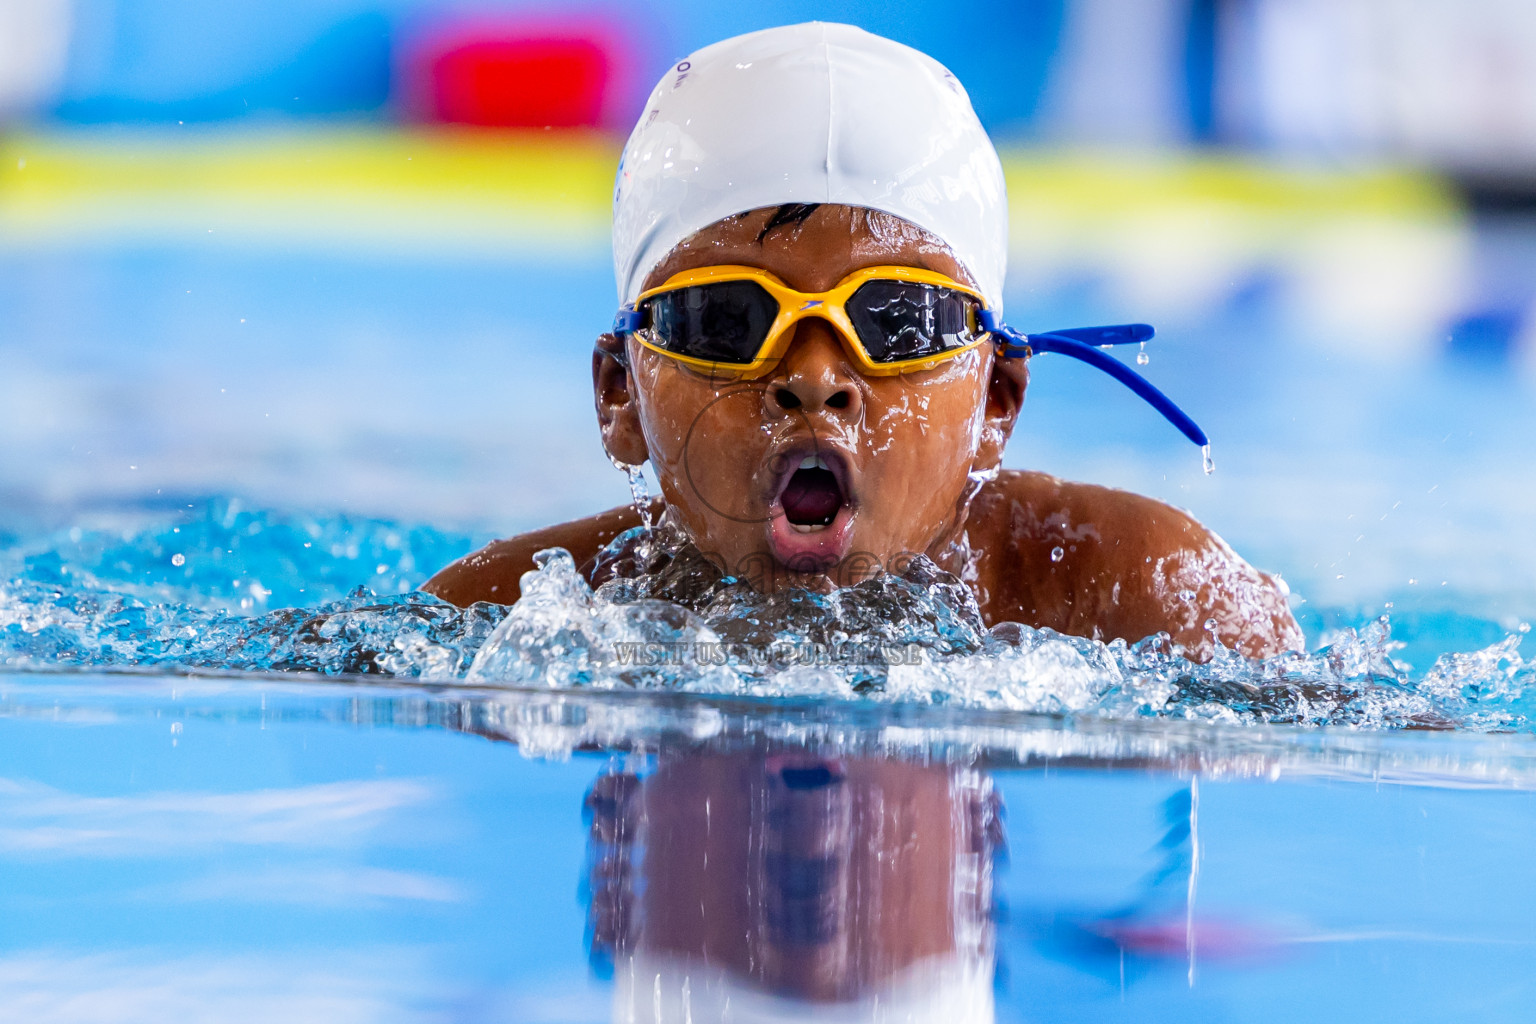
[
  {"xmin": 0, "ymin": 127, "xmax": 618, "ymax": 254},
  {"xmin": 0, "ymin": 130, "xmax": 1468, "ymax": 345}
]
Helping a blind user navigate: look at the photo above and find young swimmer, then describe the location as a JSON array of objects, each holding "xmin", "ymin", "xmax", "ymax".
[{"xmin": 426, "ymin": 23, "xmax": 1303, "ymax": 660}]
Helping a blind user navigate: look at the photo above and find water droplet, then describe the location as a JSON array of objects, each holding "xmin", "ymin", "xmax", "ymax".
[
  {"xmin": 171, "ymin": 553, "xmax": 185, "ymax": 567},
  {"xmin": 1050, "ymin": 545, "xmax": 1065, "ymax": 563},
  {"xmin": 611, "ymin": 457, "xmax": 654, "ymax": 531},
  {"xmin": 1201, "ymin": 444, "xmax": 1214, "ymax": 475},
  {"xmin": 1136, "ymin": 341, "xmax": 1149, "ymax": 366}
]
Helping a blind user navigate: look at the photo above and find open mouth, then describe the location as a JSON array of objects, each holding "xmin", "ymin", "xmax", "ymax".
[
  {"xmin": 765, "ymin": 447, "xmax": 856, "ymax": 573},
  {"xmin": 779, "ymin": 455, "xmax": 847, "ymax": 532}
]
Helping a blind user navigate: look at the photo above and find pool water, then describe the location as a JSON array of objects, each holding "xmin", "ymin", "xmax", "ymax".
[
  {"xmin": 4, "ymin": 676, "xmax": 1536, "ymax": 1022},
  {"xmin": 4, "ymin": 138, "xmax": 1536, "ymax": 1019}
]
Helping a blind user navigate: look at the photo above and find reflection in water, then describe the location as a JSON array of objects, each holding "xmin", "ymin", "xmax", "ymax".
[
  {"xmin": 1187, "ymin": 777, "xmax": 1200, "ymax": 987},
  {"xmin": 5, "ymin": 680, "xmax": 1534, "ymax": 1018},
  {"xmin": 584, "ymin": 743, "xmax": 1002, "ymax": 1022}
]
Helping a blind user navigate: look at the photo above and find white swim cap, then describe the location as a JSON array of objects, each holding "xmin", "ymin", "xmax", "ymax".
[{"xmin": 611, "ymin": 22, "xmax": 1009, "ymax": 311}]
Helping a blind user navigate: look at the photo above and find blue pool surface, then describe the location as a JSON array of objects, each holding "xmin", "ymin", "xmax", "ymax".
[{"xmin": 3, "ymin": 676, "xmax": 1536, "ymax": 1022}]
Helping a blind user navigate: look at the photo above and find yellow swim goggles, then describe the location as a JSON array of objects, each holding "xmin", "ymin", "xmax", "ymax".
[{"xmin": 610, "ymin": 264, "xmax": 987, "ymax": 377}]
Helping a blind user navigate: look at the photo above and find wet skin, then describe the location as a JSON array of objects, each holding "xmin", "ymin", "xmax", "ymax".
[{"xmin": 424, "ymin": 205, "xmax": 1303, "ymax": 659}]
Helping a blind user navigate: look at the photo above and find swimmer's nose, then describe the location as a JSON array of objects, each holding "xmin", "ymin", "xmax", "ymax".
[{"xmin": 768, "ymin": 319, "xmax": 862, "ymax": 416}]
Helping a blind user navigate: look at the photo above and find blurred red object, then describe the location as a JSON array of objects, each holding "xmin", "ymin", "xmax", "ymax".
[
  {"xmin": 429, "ymin": 37, "xmax": 609, "ymax": 128},
  {"xmin": 399, "ymin": 16, "xmax": 634, "ymax": 129}
]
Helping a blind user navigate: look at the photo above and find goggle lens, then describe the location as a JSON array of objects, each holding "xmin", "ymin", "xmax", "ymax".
[
  {"xmin": 846, "ymin": 281, "xmax": 977, "ymax": 362},
  {"xmin": 644, "ymin": 281, "xmax": 777, "ymax": 363}
]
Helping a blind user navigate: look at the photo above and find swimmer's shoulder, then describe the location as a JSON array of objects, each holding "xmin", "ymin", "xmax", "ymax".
[
  {"xmin": 967, "ymin": 470, "xmax": 1303, "ymax": 658},
  {"xmin": 422, "ymin": 501, "xmax": 660, "ymax": 607}
]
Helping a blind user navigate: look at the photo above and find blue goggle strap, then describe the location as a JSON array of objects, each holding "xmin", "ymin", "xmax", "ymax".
[
  {"xmin": 613, "ymin": 306, "xmax": 644, "ymax": 336},
  {"xmin": 979, "ymin": 312, "xmax": 1209, "ymax": 448}
]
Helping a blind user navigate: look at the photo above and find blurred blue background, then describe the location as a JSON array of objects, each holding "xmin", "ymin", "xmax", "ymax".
[
  {"xmin": 8, "ymin": 0, "xmax": 1536, "ymax": 171},
  {"xmin": 9, "ymin": 0, "xmax": 1062, "ymax": 131}
]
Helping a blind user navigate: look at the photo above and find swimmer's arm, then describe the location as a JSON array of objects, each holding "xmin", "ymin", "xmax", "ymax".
[
  {"xmin": 1115, "ymin": 508, "xmax": 1305, "ymax": 660},
  {"xmin": 422, "ymin": 503, "xmax": 656, "ymax": 607},
  {"xmin": 972, "ymin": 471, "xmax": 1304, "ymax": 659}
]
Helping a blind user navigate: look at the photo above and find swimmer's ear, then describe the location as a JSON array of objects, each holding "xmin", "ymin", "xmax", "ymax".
[
  {"xmin": 975, "ymin": 352, "xmax": 1028, "ymax": 473},
  {"xmin": 593, "ymin": 333, "xmax": 650, "ymax": 465}
]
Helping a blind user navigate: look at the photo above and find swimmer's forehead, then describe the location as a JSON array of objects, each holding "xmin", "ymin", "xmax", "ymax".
[{"xmin": 641, "ymin": 205, "xmax": 976, "ymax": 295}]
